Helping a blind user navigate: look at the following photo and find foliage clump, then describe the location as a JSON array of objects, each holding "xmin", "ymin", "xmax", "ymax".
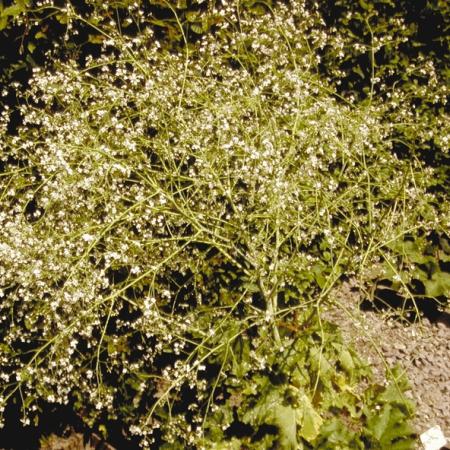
[{"xmin": 0, "ymin": 0, "xmax": 447, "ymax": 447}]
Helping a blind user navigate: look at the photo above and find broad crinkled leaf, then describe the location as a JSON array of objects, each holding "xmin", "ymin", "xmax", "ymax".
[
  {"xmin": 368, "ymin": 403, "xmax": 392, "ymax": 441},
  {"xmin": 273, "ymin": 404, "xmax": 298, "ymax": 450},
  {"xmin": 297, "ymin": 394, "xmax": 323, "ymax": 442},
  {"xmin": 424, "ymin": 271, "xmax": 450, "ymax": 297},
  {"xmin": 241, "ymin": 388, "xmax": 299, "ymax": 448}
]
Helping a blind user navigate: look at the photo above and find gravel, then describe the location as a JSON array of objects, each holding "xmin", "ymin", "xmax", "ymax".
[{"xmin": 324, "ymin": 281, "xmax": 450, "ymax": 449}]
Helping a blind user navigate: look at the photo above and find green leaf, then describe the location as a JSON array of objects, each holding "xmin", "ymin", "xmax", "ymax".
[
  {"xmin": 88, "ymin": 34, "xmax": 105, "ymax": 44},
  {"xmin": 439, "ymin": 236, "xmax": 450, "ymax": 254},
  {"xmin": 366, "ymin": 403, "xmax": 415, "ymax": 448},
  {"xmin": 312, "ymin": 265, "xmax": 327, "ymax": 288},
  {"xmin": 16, "ymin": 0, "xmax": 31, "ymax": 8},
  {"xmin": 55, "ymin": 13, "xmax": 68, "ymax": 24},
  {"xmin": 297, "ymin": 394, "xmax": 323, "ymax": 442},
  {"xmin": 190, "ymin": 22, "xmax": 207, "ymax": 34},
  {"xmin": 368, "ymin": 403, "xmax": 392, "ymax": 441},
  {"xmin": 333, "ymin": 343, "xmax": 355, "ymax": 375},
  {"xmin": 149, "ymin": 18, "xmax": 175, "ymax": 28},
  {"xmin": 0, "ymin": 16, "xmax": 7, "ymax": 31},
  {"xmin": 274, "ymin": 405, "xmax": 298, "ymax": 449},
  {"xmin": 318, "ymin": 418, "xmax": 363, "ymax": 448},
  {"xmin": 378, "ymin": 384, "xmax": 412, "ymax": 410},
  {"xmin": 1, "ymin": 4, "xmax": 23, "ymax": 18},
  {"xmin": 23, "ymin": 393, "xmax": 36, "ymax": 409},
  {"xmin": 340, "ymin": 349, "xmax": 355, "ymax": 374},
  {"xmin": 185, "ymin": 10, "xmax": 198, "ymax": 22},
  {"xmin": 242, "ymin": 282, "xmax": 259, "ymax": 293},
  {"xmin": 358, "ymin": 0, "xmax": 373, "ymax": 11},
  {"xmin": 380, "ymin": 414, "xmax": 415, "ymax": 447},
  {"xmin": 424, "ymin": 271, "xmax": 450, "ymax": 297},
  {"xmin": 389, "ymin": 440, "xmax": 417, "ymax": 450},
  {"xmin": 98, "ymin": 424, "xmax": 108, "ymax": 439},
  {"xmin": 310, "ymin": 346, "xmax": 333, "ymax": 376},
  {"xmin": 206, "ymin": 439, "xmax": 242, "ymax": 450}
]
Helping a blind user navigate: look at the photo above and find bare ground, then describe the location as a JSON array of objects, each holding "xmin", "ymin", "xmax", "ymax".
[{"xmin": 323, "ymin": 281, "xmax": 450, "ymax": 449}]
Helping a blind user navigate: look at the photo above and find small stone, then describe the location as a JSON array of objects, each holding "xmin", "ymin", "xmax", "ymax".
[
  {"xmin": 420, "ymin": 425, "xmax": 447, "ymax": 450},
  {"xmin": 394, "ymin": 342, "xmax": 407, "ymax": 352},
  {"xmin": 381, "ymin": 343, "xmax": 390, "ymax": 352}
]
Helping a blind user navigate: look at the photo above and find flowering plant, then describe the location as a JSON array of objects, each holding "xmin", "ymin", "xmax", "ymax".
[{"xmin": 0, "ymin": 0, "xmax": 446, "ymax": 447}]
